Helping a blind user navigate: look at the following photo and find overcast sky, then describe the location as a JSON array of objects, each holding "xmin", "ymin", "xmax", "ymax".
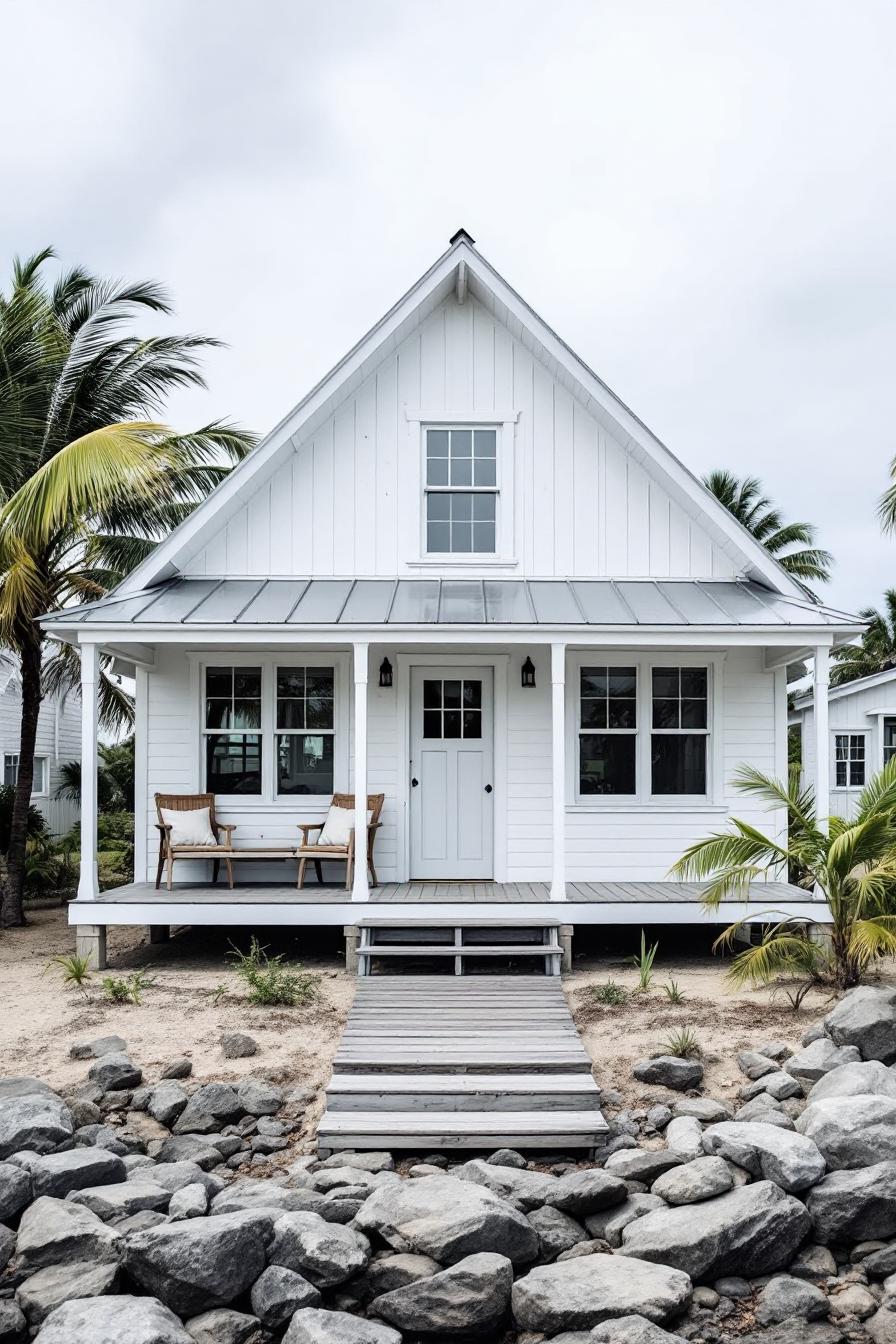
[{"xmin": 2, "ymin": 0, "xmax": 893, "ymax": 613}]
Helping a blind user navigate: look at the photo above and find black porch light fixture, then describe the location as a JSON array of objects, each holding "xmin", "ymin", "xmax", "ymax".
[
  {"xmin": 379, "ymin": 657, "xmax": 393, "ymax": 689},
  {"xmin": 521, "ymin": 656, "xmax": 536, "ymax": 689}
]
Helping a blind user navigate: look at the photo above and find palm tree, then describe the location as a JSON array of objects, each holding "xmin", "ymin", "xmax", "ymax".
[
  {"xmin": 671, "ymin": 763, "xmax": 896, "ymax": 991},
  {"xmin": 831, "ymin": 589, "xmax": 896, "ymax": 686},
  {"xmin": 0, "ymin": 249, "xmax": 253, "ymax": 926},
  {"xmin": 703, "ymin": 470, "xmax": 832, "ymax": 584}
]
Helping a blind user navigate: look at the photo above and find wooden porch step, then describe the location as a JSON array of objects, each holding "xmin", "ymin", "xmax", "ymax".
[
  {"xmin": 316, "ymin": 1108, "xmax": 608, "ymax": 1151},
  {"xmin": 357, "ymin": 944, "xmax": 560, "ymax": 957},
  {"xmin": 325, "ymin": 1071, "xmax": 601, "ymax": 1112}
]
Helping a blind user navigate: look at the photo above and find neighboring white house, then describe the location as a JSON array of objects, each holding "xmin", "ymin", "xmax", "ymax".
[
  {"xmin": 790, "ymin": 666, "xmax": 896, "ymax": 820},
  {"xmin": 41, "ymin": 230, "xmax": 863, "ymax": 966},
  {"xmin": 0, "ymin": 652, "xmax": 80, "ymax": 836}
]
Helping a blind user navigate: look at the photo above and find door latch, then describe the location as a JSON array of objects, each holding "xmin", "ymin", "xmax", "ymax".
[
  {"xmin": 484, "ymin": 784, "xmax": 493, "ymax": 793},
  {"xmin": 411, "ymin": 777, "xmax": 419, "ymax": 787}
]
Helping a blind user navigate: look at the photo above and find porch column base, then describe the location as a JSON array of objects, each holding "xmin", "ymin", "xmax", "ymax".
[
  {"xmin": 149, "ymin": 925, "xmax": 170, "ymax": 944},
  {"xmin": 76, "ymin": 925, "xmax": 107, "ymax": 971},
  {"xmin": 344, "ymin": 925, "xmax": 360, "ymax": 974},
  {"xmin": 559, "ymin": 924, "xmax": 574, "ymax": 973}
]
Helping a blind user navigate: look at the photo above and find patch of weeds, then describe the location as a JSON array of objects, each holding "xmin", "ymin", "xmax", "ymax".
[
  {"xmin": 101, "ymin": 970, "xmax": 155, "ymax": 1006},
  {"xmin": 661, "ymin": 1025, "xmax": 701, "ymax": 1058},
  {"xmin": 47, "ymin": 952, "xmax": 92, "ymax": 995},
  {"xmin": 209, "ymin": 983, "xmax": 228, "ymax": 1006},
  {"xmin": 662, "ymin": 978, "xmax": 686, "ymax": 1004},
  {"xmin": 228, "ymin": 937, "xmax": 320, "ymax": 1008},
  {"xmin": 632, "ymin": 929, "xmax": 659, "ymax": 992},
  {"xmin": 591, "ymin": 980, "xmax": 629, "ymax": 1005}
]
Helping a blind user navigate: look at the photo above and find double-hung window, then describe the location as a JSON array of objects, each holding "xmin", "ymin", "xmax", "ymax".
[
  {"xmin": 651, "ymin": 667, "xmax": 709, "ymax": 795},
  {"xmin": 834, "ymin": 733, "xmax": 866, "ymax": 788},
  {"xmin": 578, "ymin": 667, "xmax": 637, "ymax": 794},
  {"xmin": 4, "ymin": 754, "xmax": 47, "ymax": 795},
  {"xmin": 425, "ymin": 427, "xmax": 497, "ymax": 554},
  {"xmin": 276, "ymin": 667, "xmax": 335, "ymax": 795},
  {"xmin": 204, "ymin": 667, "xmax": 263, "ymax": 795},
  {"xmin": 884, "ymin": 718, "xmax": 896, "ymax": 767}
]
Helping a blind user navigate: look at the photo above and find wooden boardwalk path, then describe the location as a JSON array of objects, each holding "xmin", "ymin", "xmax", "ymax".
[{"xmin": 317, "ymin": 976, "xmax": 607, "ymax": 1153}]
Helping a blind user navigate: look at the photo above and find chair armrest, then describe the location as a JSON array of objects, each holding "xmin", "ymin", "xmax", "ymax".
[
  {"xmin": 155, "ymin": 823, "xmax": 172, "ymax": 834},
  {"xmin": 367, "ymin": 821, "xmax": 383, "ymax": 832},
  {"xmin": 217, "ymin": 822, "xmax": 236, "ymax": 849},
  {"xmin": 298, "ymin": 823, "xmax": 324, "ymax": 839}
]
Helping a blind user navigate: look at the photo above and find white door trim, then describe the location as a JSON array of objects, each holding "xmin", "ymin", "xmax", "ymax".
[{"xmin": 395, "ymin": 652, "xmax": 508, "ymax": 883}]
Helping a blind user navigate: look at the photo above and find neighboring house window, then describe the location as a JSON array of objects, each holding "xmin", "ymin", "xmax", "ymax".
[
  {"xmin": 834, "ymin": 733, "xmax": 866, "ymax": 788},
  {"xmin": 276, "ymin": 667, "xmax": 335, "ymax": 795},
  {"xmin": 204, "ymin": 666, "xmax": 262, "ymax": 795},
  {"xmin": 425, "ymin": 427, "xmax": 497, "ymax": 554},
  {"xmin": 4, "ymin": 754, "xmax": 47, "ymax": 795},
  {"xmin": 651, "ymin": 667, "xmax": 708, "ymax": 795},
  {"xmin": 578, "ymin": 667, "xmax": 637, "ymax": 795},
  {"xmin": 884, "ymin": 718, "xmax": 896, "ymax": 766}
]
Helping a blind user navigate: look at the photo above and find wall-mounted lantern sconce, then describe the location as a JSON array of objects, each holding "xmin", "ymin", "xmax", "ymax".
[
  {"xmin": 379, "ymin": 657, "xmax": 393, "ymax": 689},
  {"xmin": 521, "ymin": 656, "xmax": 536, "ymax": 689}
]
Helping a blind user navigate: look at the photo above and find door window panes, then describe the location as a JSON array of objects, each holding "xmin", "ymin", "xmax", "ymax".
[{"xmin": 422, "ymin": 679, "xmax": 482, "ymax": 738}]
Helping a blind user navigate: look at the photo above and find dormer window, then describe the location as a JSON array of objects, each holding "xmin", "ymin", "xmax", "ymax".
[{"xmin": 425, "ymin": 427, "xmax": 497, "ymax": 554}]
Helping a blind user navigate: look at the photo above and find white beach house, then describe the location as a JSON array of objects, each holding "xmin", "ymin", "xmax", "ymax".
[{"xmin": 790, "ymin": 666, "xmax": 896, "ymax": 821}]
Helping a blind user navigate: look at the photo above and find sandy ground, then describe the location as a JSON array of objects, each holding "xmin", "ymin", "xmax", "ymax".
[{"xmin": 2, "ymin": 906, "xmax": 895, "ymax": 1144}]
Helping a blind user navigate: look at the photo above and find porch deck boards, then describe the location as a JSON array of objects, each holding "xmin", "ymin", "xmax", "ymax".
[
  {"xmin": 317, "ymin": 976, "xmax": 608, "ymax": 1152},
  {"xmin": 92, "ymin": 879, "xmax": 812, "ymax": 905}
]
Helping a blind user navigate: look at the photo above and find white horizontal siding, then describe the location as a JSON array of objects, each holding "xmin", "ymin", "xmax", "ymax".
[
  {"xmin": 0, "ymin": 682, "xmax": 81, "ymax": 837},
  {"xmin": 183, "ymin": 294, "xmax": 738, "ymax": 583},
  {"xmin": 794, "ymin": 679, "xmax": 896, "ymax": 821}
]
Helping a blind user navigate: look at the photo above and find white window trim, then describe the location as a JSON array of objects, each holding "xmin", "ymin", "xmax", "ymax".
[
  {"xmin": 831, "ymin": 727, "xmax": 869, "ymax": 792},
  {"xmin": 188, "ymin": 652, "xmax": 350, "ymax": 808},
  {"xmin": 565, "ymin": 652, "xmax": 725, "ymax": 809},
  {"xmin": 406, "ymin": 414, "xmax": 517, "ymax": 565},
  {"xmin": 3, "ymin": 752, "xmax": 49, "ymax": 797}
]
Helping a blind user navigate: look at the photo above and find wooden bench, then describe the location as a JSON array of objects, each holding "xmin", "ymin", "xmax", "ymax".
[{"xmin": 154, "ymin": 793, "xmax": 299, "ymax": 890}]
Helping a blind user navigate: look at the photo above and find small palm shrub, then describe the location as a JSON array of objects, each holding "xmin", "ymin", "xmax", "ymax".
[
  {"xmin": 591, "ymin": 980, "xmax": 629, "ymax": 1005},
  {"xmin": 661, "ymin": 1026, "xmax": 701, "ymax": 1058},
  {"xmin": 102, "ymin": 970, "xmax": 154, "ymax": 1005},
  {"xmin": 229, "ymin": 937, "xmax": 319, "ymax": 1007},
  {"xmin": 672, "ymin": 762, "xmax": 896, "ymax": 991},
  {"xmin": 663, "ymin": 978, "xmax": 686, "ymax": 1004},
  {"xmin": 632, "ymin": 930, "xmax": 659, "ymax": 991},
  {"xmin": 48, "ymin": 952, "xmax": 92, "ymax": 992}
]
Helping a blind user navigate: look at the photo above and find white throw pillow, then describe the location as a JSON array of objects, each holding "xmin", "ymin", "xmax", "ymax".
[
  {"xmin": 317, "ymin": 804, "xmax": 373, "ymax": 847},
  {"xmin": 160, "ymin": 806, "xmax": 217, "ymax": 847}
]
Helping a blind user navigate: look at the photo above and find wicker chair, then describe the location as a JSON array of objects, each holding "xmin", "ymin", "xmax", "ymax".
[
  {"xmin": 296, "ymin": 793, "xmax": 385, "ymax": 890},
  {"xmin": 154, "ymin": 793, "xmax": 236, "ymax": 891}
]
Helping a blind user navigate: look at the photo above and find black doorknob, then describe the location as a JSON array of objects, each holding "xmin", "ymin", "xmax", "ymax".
[
  {"xmin": 411, "ymin": 777, "xmax": 419, "ymax": 787},
  {"xmin": 484, "ymin": 784, "xmax": 493, "ymax": 793}
]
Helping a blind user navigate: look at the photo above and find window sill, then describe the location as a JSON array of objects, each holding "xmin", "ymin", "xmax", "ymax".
[
  {"xmin": 213, "ymin": 798, "xmax": 333, "ymax": 812},
  {"xmin": 406, "ymin": 558, "xmax": 519, "ymax": 569},
  {"xmin": 567, "ymin": 802, "xmax": 727, "ymax": 814}
]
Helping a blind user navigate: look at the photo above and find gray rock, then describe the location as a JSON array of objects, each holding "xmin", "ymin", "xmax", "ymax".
[
  {"xmin": 809, "ymin": 1060, "xmax": 896, "ymax": 1102},
  {"xmin": 29, "ymin": 1148, "xmax": 126, "ymax": 1199},
  {"xmin": 591, "ymin": 1319, "xmax": 688, "ymax": 1343},
  {"xmin": 251, "ymin": 1264, "xmax": 321, "ymax": 1326},
  {"xmin": 211, "ymin": 1178, "xmax": 325, "ymax": 1216},
  {"xmin": 486, "ymin": 1147, "xmax": 527, "ymax": 1167},
  {"xmin": 620, "ymin": 1180, "xmax": 812, "ymax": 1280},
  {"xmin": 124, "ymin": 1210, "xmax": 273, "ymax": 1316},
  {"xmin": 651, "ymin": 1156, "xmax": 733, "ymax": 1205},
  {"xmin": 454, "ymin": 1157, "xmax": 555, "ymax": 1209},
  {"xmin": 702, "ymin": 1121, "xmax": 827, "ymax": 1192},
  {"xmin": 786, "ymin": 1038, "xmax": 863, "ymax": 1082},
  {"xmin": 317, "ymin": 1151, "xmax": 393, "ymax": 1173},
  {"xmin": 806, "ymin": 1160, "xmax": 896, "ymax": 1242},
  {"xmin": 34, "ymin": 1294, "xmax": 193, "ymax": 1343},
  {"xmin": 511, "ymin": 1252, "xmax": 692, "ymax": 1331},
  {"xmin": 16, "ymin": 1259, "xmax": 119, "ymax": 1326},
  {"xmin": 633, "ymin": 1057, "xmax": 704, "ymax": 1090},
  {"xmin": 173, "ymin": 1085, "xmax": 245, "ymax": 1135},
  {"xmin": 604, "ymin": 1149, "xmax": 683, "ymax": 1184},
  {"xmin": 0, "ymin": 1077, "xmax": 57, "ymax": 1099},
  {"xmin": 144, "ymin": 1161, "xmax": 223, "ymax": 1195},
  {"xmin": 548, "ymin": 1168, "xmax": 628, "ymax": 1215},
  {"xmin": 797, "ymin": 1094, "xmax": 896, "ymax": 1168},
  {"xmin": 584, "ymin": 1194, "xmax": 665, "ymax": 1247},
  {"xmin": 665, "ymin": 1115, "xmax": 704, "ymax": 1161},
  {"xmin": 236, "ymin": 1078, "xmax": 283, "ymax": 1116},
  {"xmin": 70, "ymin": 1035, "xmax": 126, "ymax": 1059},
  {"xmin": 169, "ymin": 1183, "xmax": 209, "ymax": 1220},
  {"xmin": 183, "ymin": 1309, "xmax": 260, "ymax": 1344},
  {"xmin": 16, "ymin": 1196, "xmax": 121, "ymax": 1270},
  {"xmin": 359, "ymin": 1252, "xmax": 441, "ymax": 1301},
  {"xmin": 284, "ymin": 1311, "xmax": 401, "ymax": 1343},
  {"xmin": 269, "ymin": 1210, "xmax": 370, "ymax": 1286},
  {"xmin": 672, "ymin": 1098, "xmax": 732, "ymax": 1123},
  {"xmin": 864, "ymin": 1243, "xmax": 896, "ymax": 1278},
  {"xmin": 354, "ymin": 1172, "xmax": 539, "ymax": 1266},
  {"xmin": 867, "ymin": 1307, "xmax": 896, "ymax": 1344},
  {"xmin": 87, "ymin": 1053, "xmax": 142, "ymax": 1091},
  {"xmin": 829, "ymin": 1282, "xmax": 878, "ymax": 1320},
  {"xmin": 646, "ymin": 1105, "xmax": 673, "ymax": 1132},
  {"xmin": 789, "ymin": 1243, "xmax": 838, "ymax": 1280},
  {"xmin": 723, "ymin": 1326, "xmax": 844, "ymax": 1344},
  {"xmin": 156, "ymin": 1135, "xmax": 224, "ymax": 1169},
  {"xmin": 0, "ymin": 1161, "xmax": 31, "ymax": 1220},
  {"xmin": 756, "ymin": 1274, "xmax": 829, "ymax": 1324},
  {"xmin": 0, "ymin": 1299, "xmax": 25, "ymax": 1343},
  {"xmin": 161, "ymin": 1058, "xmax": 193, "ymax": 1080},
  {"xmin": 757, "ymin": 1071, "xmax": 805, "ymax": 1101},
  {"xmin": 70, "ymin": 1180, "xmax": 171, "ymax": 1220},
  {"xmin": 311, "ymin": 1166, "xmax": 398, "ymax": 1195},
  {"xmin": 824, "ymin": 986, "xmax": 896, "ymax": 1062},
  {"xmin": 0, "ymin": 1094, "xmax": 73, "ymax": 1158},
  {"xmin": 220, "ymin": 1033, "xmax": 257, "ymax": 1060},
  {"xmin": 146, "ymin": 1082, "xmax": 189, "ymax": 1128},
  {"xmin": 0, "ymin": 1222, "xmax": 15, "ymax": 1273},
  {"xmin": 739, "ymin": 1050, "xmax": 780, "ymax": 1080},
  {"xmin": 529, "ymin": 1204, "xmax": 589, "ymax": 1259},
  {"xmin": 371, "ymin": 1250, "xmax": 512, "ymax": 1335}
]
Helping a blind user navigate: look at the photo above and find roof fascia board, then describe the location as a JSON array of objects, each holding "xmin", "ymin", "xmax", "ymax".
[{"xmin": 792, "ymin": 664, "xmax": 896, "ymax": 709}]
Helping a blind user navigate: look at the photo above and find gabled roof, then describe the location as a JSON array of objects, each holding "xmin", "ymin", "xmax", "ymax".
[
  {"xmin": 118, "ymin": 231, "xmax": 819, "ymax": 600},
  {"xmin": 791, "ymin": 664, "xmax": 896, "ymax": 710}
]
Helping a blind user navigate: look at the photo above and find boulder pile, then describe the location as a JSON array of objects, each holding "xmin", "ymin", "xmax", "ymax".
[{"xmin": 0, "ymin": 985, "xmax": 893, "ymax": 1341}]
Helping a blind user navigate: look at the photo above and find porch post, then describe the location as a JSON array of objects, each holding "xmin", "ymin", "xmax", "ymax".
[
  {"xmin": 352, "ymin": 642, "xmax": 370, "ymax": 902},
  {"xmin": 813, "ymin": 645, "xmax": 830, "ymax": 829},
  {"xmin": 77, "ymin": 640, "xmax": 100, "ymax": 901},
  {"xmin": 550, "ymin": 642, "xmax": 566, "ymax": 902}
]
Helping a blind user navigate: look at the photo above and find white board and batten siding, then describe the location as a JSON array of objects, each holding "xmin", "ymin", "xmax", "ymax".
[{"xmin": 180, "ymin": 295, "xmax": 739, "ymax": 583}]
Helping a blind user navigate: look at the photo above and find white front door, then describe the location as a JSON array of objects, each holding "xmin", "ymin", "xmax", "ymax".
[{"xmin": 409, "ymin": 666, "xmax": 494, "ymax": 879}]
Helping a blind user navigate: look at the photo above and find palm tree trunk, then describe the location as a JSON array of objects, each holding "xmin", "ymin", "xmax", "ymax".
[{"xmin": 3, "ymin": 636, "xmax": 43, "ymax": 927}]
